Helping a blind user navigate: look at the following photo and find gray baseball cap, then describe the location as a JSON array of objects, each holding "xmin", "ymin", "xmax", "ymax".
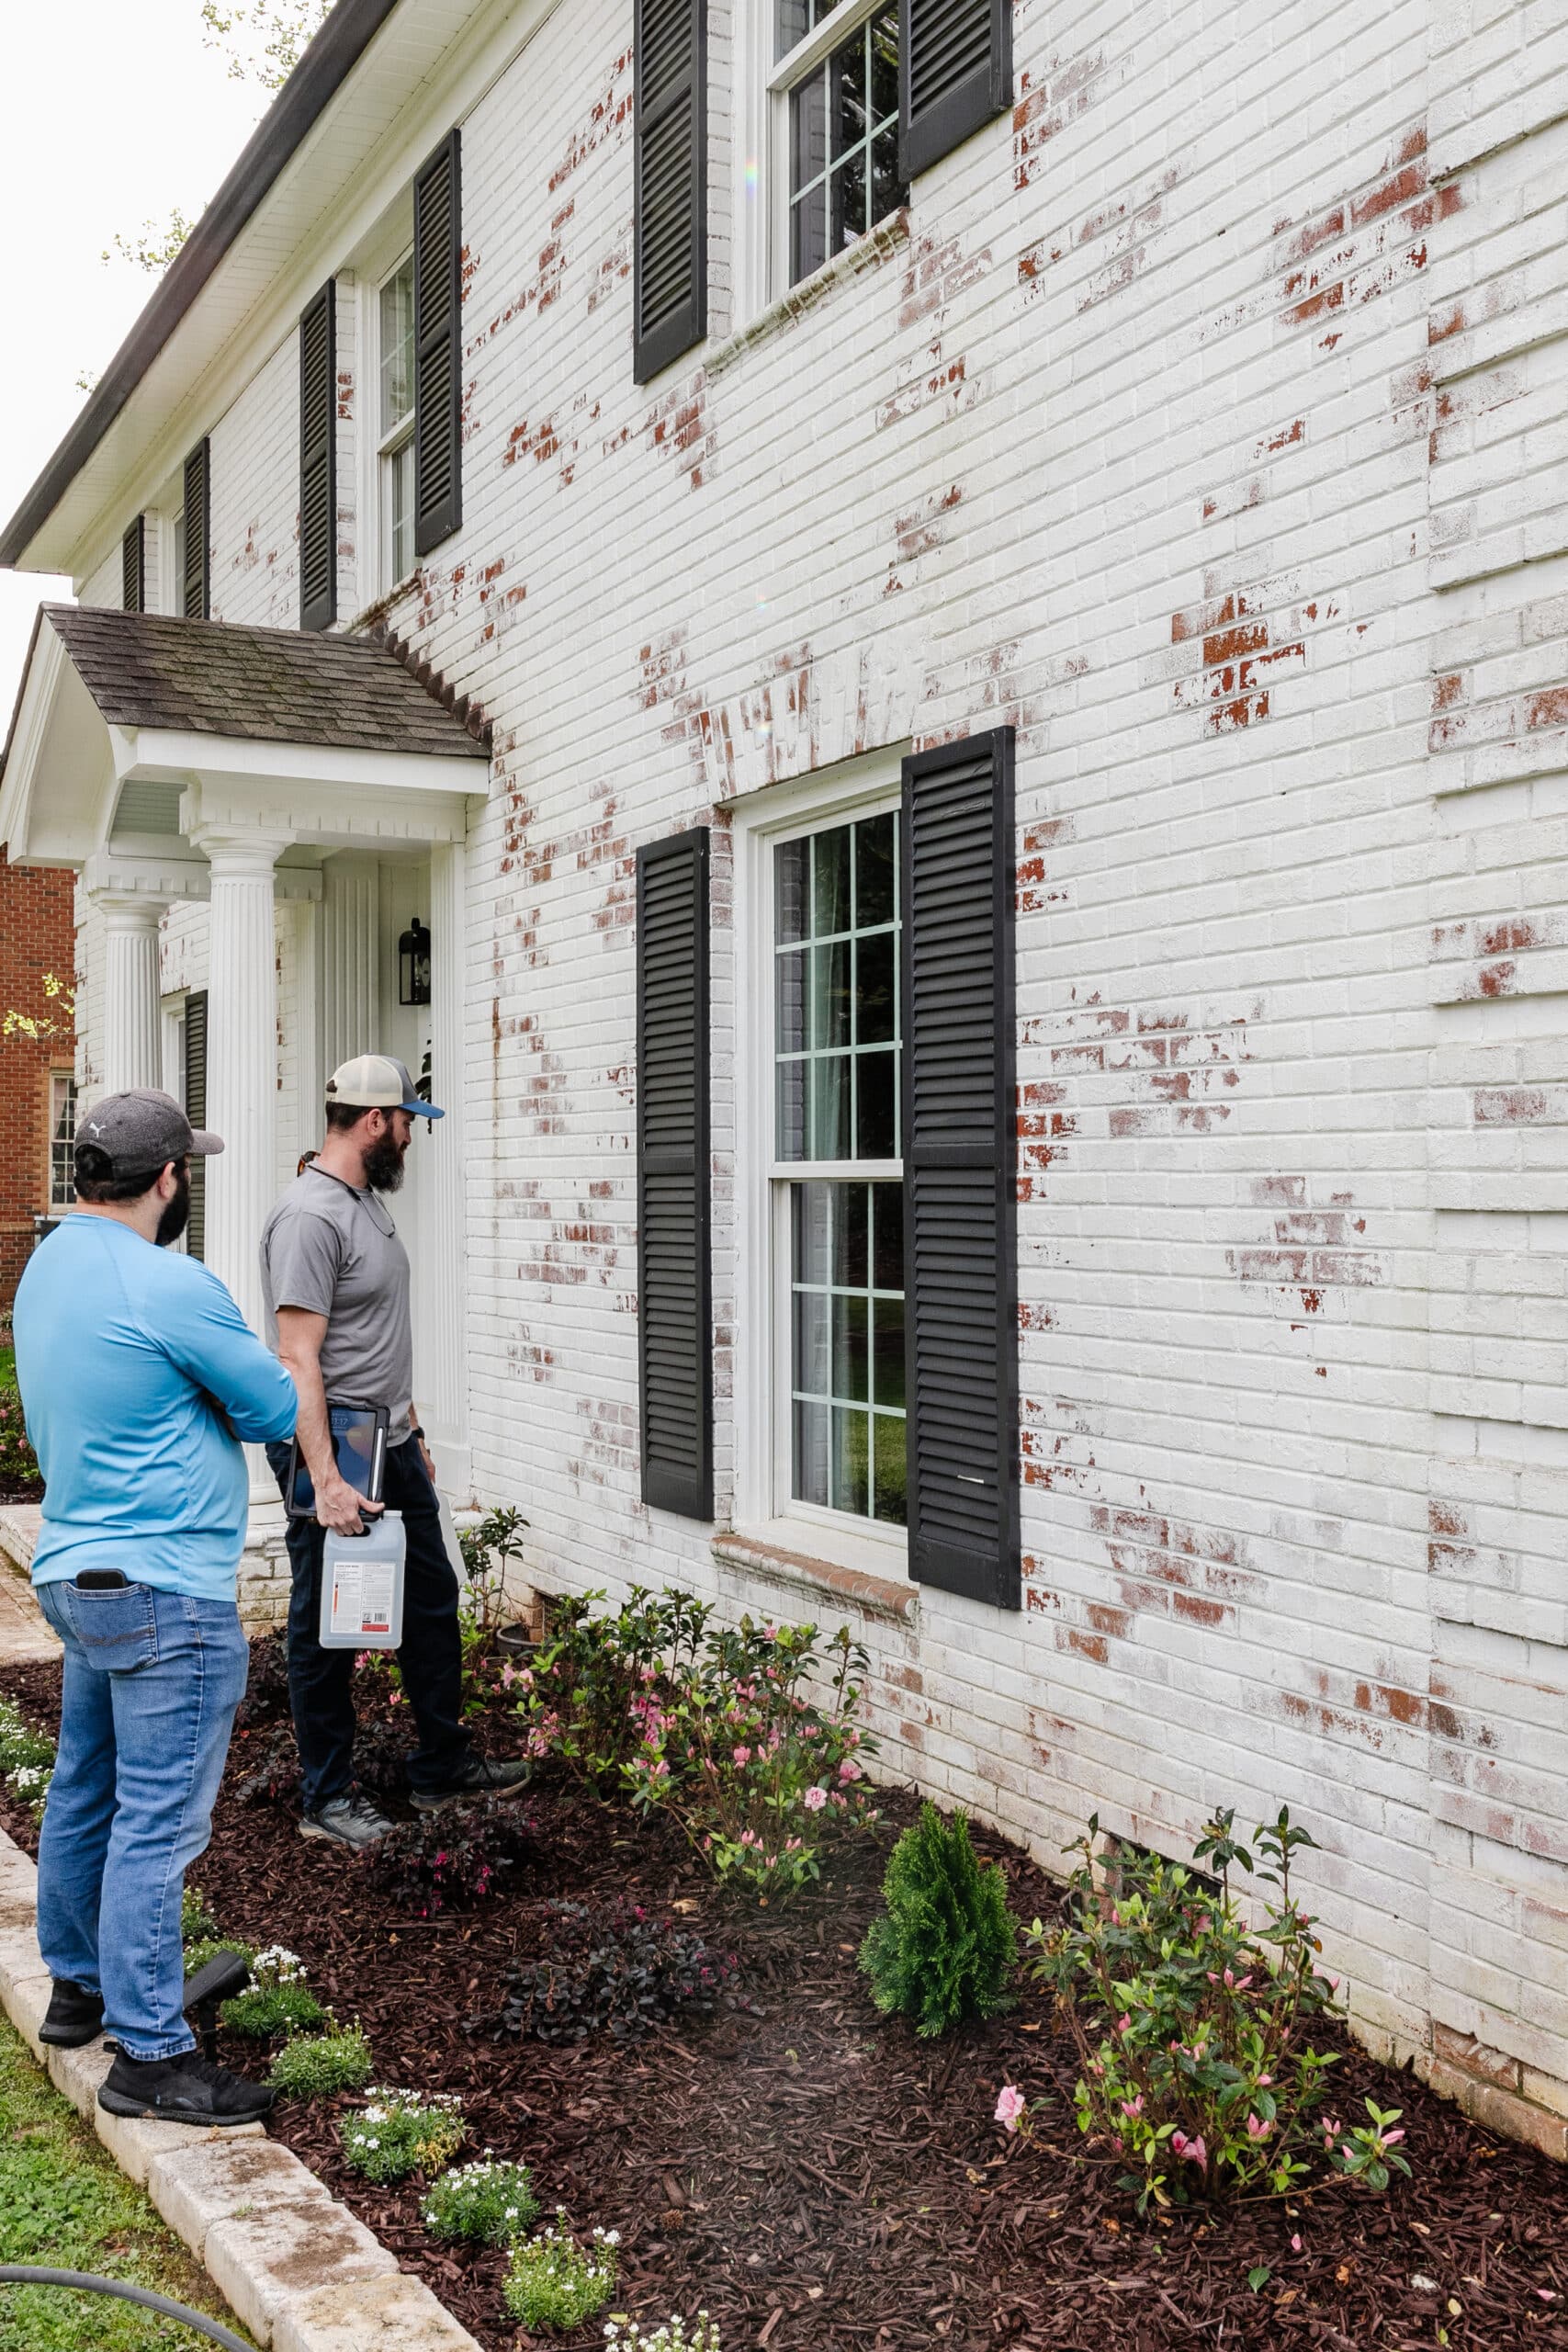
[{"xmin": 74, "ymin": 1089, "xmax": 223, "ymax": 1172}]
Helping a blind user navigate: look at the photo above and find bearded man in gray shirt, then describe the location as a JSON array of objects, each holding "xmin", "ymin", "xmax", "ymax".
[{"xmin": 260, "ymin": 1054, "xmax": 528, "ymax": 1849}]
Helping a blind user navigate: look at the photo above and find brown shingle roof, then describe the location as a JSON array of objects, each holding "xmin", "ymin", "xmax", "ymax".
[{"xmin": 41, "ymin": 605, "xmax": 491, "ymax": 759}]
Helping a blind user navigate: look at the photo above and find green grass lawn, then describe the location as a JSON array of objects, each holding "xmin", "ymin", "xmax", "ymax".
[{"xmin": 0, "ymin": 2015, "xmax": 251, "ymax": 2349}]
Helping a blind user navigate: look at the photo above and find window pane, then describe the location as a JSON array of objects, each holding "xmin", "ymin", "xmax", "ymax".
[
  {"xmin": 810, "ymin": 1055, "xmax": 851, "ymax": 1159},
  {"xmin": 794, "ymin": 1181, "xmax": 833, "ymax": 1287},
  {"xmin": 775, "ymin": 838, "xmax": 808, "ymax": 944},
  {"xmin": 776, "ymin": 944, "xmax": 807, "ymax": 1054},
  {"xmin": 794, "ymin": 1399, "xmax": 829, "ymax": 1506},
  {"xmin": 856, "ymin": 1047, "xmax": 896, "ymax": 1159},
  {"xmin": 873, "ymin": 1182, "xmax": 904, "ymax": 1290},
  {"xmin": 872, "ymin": 1414, "xmax": 908, "ymax": 1525},
  {"xmin": 855, "ymin": 812, "xmax": 896, "ymax": 927},
  {"xmin": 389, "ymin": 440, "xmax": 415, "ymax": 582},
  {"xmin": 832, "ymin": 150, "xmax": 868, "ymax": 251},
  {"xmin": 379, "ymin": 262, "xmax": 414, "ymax": 435},
  {"xmin": 869, "ymin": 5, "xmax": 898, "ymax": 120},
  {"xmin": 870, "ymin": 123, "xmax": 907, "ymax": 230},
  {"xmin": 834, "ymin": 1292, "xmax": 869, "ymax": 1403},
  {"xmin": 832, "ymin": 31, "xmax": 867, "ymax": 161},
  {"xmin": 855, "ymin": 931, "xmax": 895, "ymax": 1044},
  {"xmin": 831, "ymin": 1407, "xmax": 869, "ymax": 1515},
  {"xmin": 777, "ymin": 1058, "xmax": 807, "ymax": 1160},
  {"xmin": 812, "ymin": 825, "xmax": 851, "ymax": 936},
  {"xmin": 791, "ymin": 69, "xmax": 827, "ymax": 197},
  {"xmin": 833, "ymin": 1183, "xmax": 868, "ymax": 1286},
  {"xmin": 791, "ymin": 180, "xmax": 828, "ymax": 286},
  {"xmin": 776, "ymin": 0, "xmax": 809, "ymax": 56},
  {"xmin": 811, "ymin": 939, "xmax": 850, "ymax": 1051},
  {"xmin": 873, "ymin": 1294, "xmax": 905, "ymax": 1408},
  {"xmin": 795, "ymin": 1285, "xmax": 829, "ymax": 1396}
]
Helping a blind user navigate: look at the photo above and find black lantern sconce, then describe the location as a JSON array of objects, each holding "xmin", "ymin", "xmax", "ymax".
[{"xmin": 399, "ymin": 916, "xmax": 432, "ymax": 1007}]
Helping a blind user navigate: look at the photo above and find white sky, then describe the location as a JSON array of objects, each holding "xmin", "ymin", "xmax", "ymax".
[{"xmin": 0, "ymin": 3, "xmax": 267, "ymax": 730}]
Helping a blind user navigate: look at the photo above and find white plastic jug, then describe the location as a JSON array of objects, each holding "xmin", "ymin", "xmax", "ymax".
[{"xmin": 319, "ymin": 1510, "xmax": 406, "ymax": 1650}]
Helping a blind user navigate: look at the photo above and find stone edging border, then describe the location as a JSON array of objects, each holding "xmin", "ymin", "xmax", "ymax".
[{"xmin": 0, "ymin": 1823, "xmax": 482, "ymax": 2351}]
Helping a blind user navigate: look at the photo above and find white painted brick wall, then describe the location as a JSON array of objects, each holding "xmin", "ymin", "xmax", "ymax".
[{"xmin": 59, "ymin": 0, "xmax": 1568, "ymax": 2152}]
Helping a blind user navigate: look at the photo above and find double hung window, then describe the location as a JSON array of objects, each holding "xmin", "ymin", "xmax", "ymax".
[
  {"xmin": 378, "ymin": 256, "xmax": 416, "ymax": 588},
  {"xmin": 47, "ymin": 1074, "xmax": 76, "ymax": 1215},
  {"xmin": 773, "ymin": 0, "xmax": 908, "ymax": 288},
  {"xmin": 773, "ymin": 808, "xmax": 906, "ymax": 1529}
]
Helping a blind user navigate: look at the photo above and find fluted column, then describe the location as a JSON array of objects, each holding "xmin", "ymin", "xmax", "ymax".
[
  {"xmin": 423, "ymin": 842, "xmax": 468, "ymax": 1459},
  {"xmin": 321, "ymin": 853, "xmax": 379, "ymax": 1073},
  {"xmin": 193, "ymin": 831, "xmax": 288, "ymax": 1341},
  {"xmin": 93, "ymin": 895, "xmax": 165, "ymax": 1097}
]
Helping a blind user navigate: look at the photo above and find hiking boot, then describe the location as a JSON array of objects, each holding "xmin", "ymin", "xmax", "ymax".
[
  {"xmin": 411, "ymin": 1753, "xmax": 532, "ymax": 1811},
  {"xmin": 39, "ymin": 1978, "xmax": 105, "ymax": 2048},
  {"xmin": 98, "ymin": 2047, "xmax": 274, "ymax": 2127},
  {"xmin": 299, "ymin": 1791, "xmax": 393, "ymax": 1849}
]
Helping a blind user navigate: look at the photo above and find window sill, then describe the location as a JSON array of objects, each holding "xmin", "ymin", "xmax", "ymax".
[
  {"xmin": 707, "ymin": 209, "xmax": 911, "ymax": 380},
  {"xmin": 712, "ymin": 1526, "xmax": 916, "ymax": 1624}
]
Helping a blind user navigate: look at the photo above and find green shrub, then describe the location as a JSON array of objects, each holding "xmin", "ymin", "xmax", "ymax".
[
  {"xmin": 422, "ymin": 2157, "xmax": 538, "ymax": 2245},
  {"xmin": 859, "ymin": 1803, "xmax": 1018, "ymax": 2037},
  {"xmin": 181, "ymin": 1885, "xmax": 218, "ymax": 1945},
  {"xmin": 341, "ymin": 2086, "xmax": 465, "ymax": 2184},
  {"xmin": 0, "ymin": 1381, "xmax": 39, "ymax": 1487},
  {"xmin": 220, "ymin": 1946, "xmax": 325, "ymax": 2040},
  {"xmin": 502, "ymin": 2216, "xmax": 619, "ymax": 2331},
  {"xmin": 183, "ymin": 1935, "xmax": 254, "ymax": 1978},
  {"xmin": 267, "ymin": 2023, "xmax": 374, "ymax": 2098},
  {"xmin": 0, "ymin": 1699, "xmax": 53, "ymax": 1779}
]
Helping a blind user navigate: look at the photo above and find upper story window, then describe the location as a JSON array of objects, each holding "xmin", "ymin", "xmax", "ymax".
[
  {"xmin": 774, "ymin": 0, "xmax": 907, "ymax": 288},
  {"xmin": 47, "ymin": 1073, "xmax": 77, "ymax": 1214},
  {"xmin": 378, "ymin": 254, "xmax": 416, "ymax": 587}
]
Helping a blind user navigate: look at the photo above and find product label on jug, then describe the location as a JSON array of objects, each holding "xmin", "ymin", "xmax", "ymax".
[{"xmin": 329, "ymin": 1560, "xmax": 398, "ymax": 1641}]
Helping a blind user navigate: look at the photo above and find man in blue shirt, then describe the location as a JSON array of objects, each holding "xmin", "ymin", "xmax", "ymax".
[{"xmin": 14, "ymin": 1090, "xmax": 298, "ymax": 2127}]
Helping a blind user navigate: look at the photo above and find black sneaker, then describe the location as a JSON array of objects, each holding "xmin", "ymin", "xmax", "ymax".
[
  {"xmin": 411, "ymin": 1753, "xmax": 532, "ymax": 1811},
  {"xmin": 98, "ymin": 2047, "xmax": 274, "ymax": 2127},
  {"xmin": 39, "ymin": 1978, "xmax": 105, "ymax": 2048},
  {"xmin": 299, "ymin": 1792, "xmax": 393, "ymax": 1849}
]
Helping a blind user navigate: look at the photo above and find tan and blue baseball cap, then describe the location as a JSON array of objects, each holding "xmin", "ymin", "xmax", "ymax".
[
  {"xmin": 75, "ymin": 1089, "xmax": 223, "ymax": 1172},
  {"xmin": 326, "ymin": 1053, "xmax": 444, "ymax": 1120}
]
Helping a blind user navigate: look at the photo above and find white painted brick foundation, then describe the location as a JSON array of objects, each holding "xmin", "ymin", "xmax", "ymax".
[{"xmin": 52, "ymin": 0, "xmax": 1568, "ymax": 2155}]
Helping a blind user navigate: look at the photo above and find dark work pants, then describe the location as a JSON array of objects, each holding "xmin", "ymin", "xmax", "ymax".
[{"xmin": 265, "ymin": 1438, "xmax": 471, "ymax": 1811}]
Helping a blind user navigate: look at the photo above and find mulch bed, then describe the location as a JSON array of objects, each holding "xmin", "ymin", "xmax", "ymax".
[{"xmin": 2, "ymin": 1652, "xmax": 1565, "ymax": 2352}]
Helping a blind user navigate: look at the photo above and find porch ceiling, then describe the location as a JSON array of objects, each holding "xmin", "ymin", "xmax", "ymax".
[{"xmin": 0, "ymin": 605, "xmax": 489, "ymax": 868}]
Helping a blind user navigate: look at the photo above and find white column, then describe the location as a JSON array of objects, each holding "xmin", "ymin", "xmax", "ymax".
[
  {"xmin": 423, "ymin": 842, "xmax": 469, "ymax": 1477},
  {"xmin": 195, "ymin": 831, "xmax": 288, "ymax": 1340},
  {"xmin": 291, "ymin": 895, "xmax": 325, "ymax": 1169},
  {"xmin": 92, "ymin": 895, "xmax": 165, "ymax": 1097},
  {"xmin": 321, "ymin": 853, "xmax": 379, "ymax": 1073}
]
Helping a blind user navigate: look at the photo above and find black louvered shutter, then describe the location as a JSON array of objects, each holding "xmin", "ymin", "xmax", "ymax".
[
  {"xmin": 901, "ymin": 727, "xmax": 1019, "ymax": 1609},
  {"xmin": 413, "ymin": 129, "xmax": 462, "ymax": 557},
  {"xmin": 182, "ymin": 441, "xmax": 210, "ymax": 619},
  {"xmin": 637, "ymin": 829, "xmax": 713, "ymax": 1517},
  {"xmin": 633, "ymin": 0, "xmax": 706, "ymax": 384},
  {"xmin": 121, "ymin": 516, "xmax": 144, "ymax": 614},
  {"xmin": 899, "ymin": 0, "xmax": 1011, "ymax": 180},
  {"xmin": 299, "ymin": 280, "xmax": 336, "ymax": 631},
  {"xmin": 184, "ymin": 990, "xmax": 209, "ymax": 1264}
]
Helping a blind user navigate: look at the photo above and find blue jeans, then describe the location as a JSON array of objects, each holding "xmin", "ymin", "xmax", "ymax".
[{"xmin": 34, "ymin": 1579, "xmax": 249, "ymax": 2060}]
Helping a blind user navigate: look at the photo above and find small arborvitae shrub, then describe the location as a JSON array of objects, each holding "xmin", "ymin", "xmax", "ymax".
[
  {"xmin": 181, "ymin": 1884, "xmax": 219, "ymax": 1945},
  {"xmin": 0, "ymin": 1698, "xmax": 53, "ymax": 1778},
  {"xmin": 502, "ymin": 2216, "xmax": 619, "ymax": 2331},
  {"xmin": 231, "ymin": 1724, "xmax": 301, "ymax": 1807},
  {"xmin": 220, "ymin": 1946, "xmax": 327, "ymax": 2040},
  {"xmin": 422, "ymin": 2157, "xmax": 538, "ymax": 2245},
  {"xmin": 183, "ymin": 1934, "xmax": 255, "ymax": 1978},
  {"xmin": 605, "ymin": 2319, "xmax": 720, "ymax": 2352},
  {"xmin": 267, "ymin": 2022, "xmax": 375, "ymax": 2098},
  {"xmin": 859, "ymin": 1802, "xmax": 1018, "ymax": 2038},
  {"xmin": 497, "ymin": 1900, "xmax": 739, "ymax": 2045},
  {"xmin": 234, "ymin": 1632, "xmax": 290, "ymax": 1729},
  {"xmin": 361, "ymin": 1794, "xmax": 536, "ymax": 1917},
  {"xmin": 341, "ymin": 2086, "xmax": 466, "ymax": 2184}
]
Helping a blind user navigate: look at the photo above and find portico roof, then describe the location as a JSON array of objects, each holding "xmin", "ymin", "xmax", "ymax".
[{"xmin": 0, "ymin": 605, "xmax": 490, "ymax": 870}]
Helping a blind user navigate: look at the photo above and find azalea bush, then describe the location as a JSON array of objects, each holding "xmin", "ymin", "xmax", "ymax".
[
  {"xmin": 342, "ymin": 2086, "xmax": 466, "ymax": 2183},
  {"xmin": 220, "ymin": 1945, "xmax": 327, "ymax": 2040},
  {"xmin": 361, "ymin": 1794, "xmax": 536, "ymax": 1917},
  {"xmin": 268, "ymin": 2021, "xmax": 374, "ymax": 2097},
  {"xmin": 514, "ymin": 1586, "xmax": 710, "ymax": 1785},
  {"xmin": 423, "ymin": 2157, "xmax": 539, "ymax": 2245},
  {"xmin": 497, "ymin": 1899, "xmax": 739, "ymax": 2044},
  {"xmin": 457, "ymin": 1504, "xmax": 532, "ymax": 1713},
  {"xmin": 502, "ymin": 2216, "xmax": 619, "ymax": 2330},
  {"xmin": 860, "ymin": 1803, "xmax": 1017, "ymax": 2037},
  {"xmin": 1010, "ymin": 1806, "xmax": 1395, "ymax": 2213}
]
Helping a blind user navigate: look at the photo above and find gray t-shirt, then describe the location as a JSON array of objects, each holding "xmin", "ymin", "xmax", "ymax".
[{"xmin": 260, "ymin": 1168, "xmax": 414, "ymax": 1442}]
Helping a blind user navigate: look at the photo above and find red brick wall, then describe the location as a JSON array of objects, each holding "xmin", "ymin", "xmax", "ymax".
[{"xmin": 0, "ymin": 851, "xmax": 76, "ymax": 1320}]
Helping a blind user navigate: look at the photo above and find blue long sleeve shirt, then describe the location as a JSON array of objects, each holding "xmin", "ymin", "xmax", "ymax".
[{"xmin": 14, "ymin": 1214, "xmax": 299, "ymax": 1599}]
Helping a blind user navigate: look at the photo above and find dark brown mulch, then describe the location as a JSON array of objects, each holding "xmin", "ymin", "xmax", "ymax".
[
  {"xmin": 0, "ymin": 1482, "xmax": 44, "ymax": 1504},
  {"xmin": 2, "ymin": 1654, "xmax": 1565, "ymax": 2352}
]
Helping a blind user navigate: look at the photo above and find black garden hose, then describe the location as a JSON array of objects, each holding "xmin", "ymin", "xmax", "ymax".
[{"xmin": 0, "ymin": 2265, "xmax": 251, "ymax": 2349}]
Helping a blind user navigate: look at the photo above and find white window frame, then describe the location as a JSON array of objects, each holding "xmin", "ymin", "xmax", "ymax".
[
  {"xmin": 732, "ymin": 747, "xmax": 911, "ymax": 1580},
  {"xmin": 736, "ymin": 0, "xmax": 903, "ymax": 325},
  {"xmin": 352, "ymin": 213, "xmax": 417, "ymax": 607},
  {"xmin": 45, "ymin": 1070, "xmax": 77, "ymax": 1214}
]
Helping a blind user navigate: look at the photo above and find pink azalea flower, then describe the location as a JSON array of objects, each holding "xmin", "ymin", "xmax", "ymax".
[
  {"xmin": 838, "ymin": 1758, "xmax": 862, "ymax": 1781},
  {"xmin": 1174, "ymin": 2132, "xmax": 1206, "ymax": 2170},
  {"xmin": 1246, "ymin": 2114, "xmax": 1271, "ymax": 2141},
  {"xmin": 733, "ymin": 1746, "xmax": 752, "ymax": 1766},
  {"xmin": 995, "ymin": 2086, "xmax": 1026, "ymax": 2132},
  {"xmin": 1120, "ymin": 2096, "xmax": 1144, "ymax": 2119},
  {"xmin": 1382, "ymin": 2128, "xmax": 1404, "ymax": 2145},
  {"xmin": 802, "ymin": 1785, "xmax": 829, "ymax": 1812},
  {"xmin": 1291, "ymin": 2234, "xmax": 1303, "ymax": 2253},
  {"xmin": 1116, "ymin": 2014, "xmax": 1132, "ymax": 2033}
]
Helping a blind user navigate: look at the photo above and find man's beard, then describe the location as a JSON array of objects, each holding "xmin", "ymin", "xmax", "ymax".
[
  {"xmin": 363, "ymin": 1134, "xmax": 408, "ymax": 1193},
  {"xmin": 155, "ymin": 1166, "xmax": 191, "ymax": 1248}
]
